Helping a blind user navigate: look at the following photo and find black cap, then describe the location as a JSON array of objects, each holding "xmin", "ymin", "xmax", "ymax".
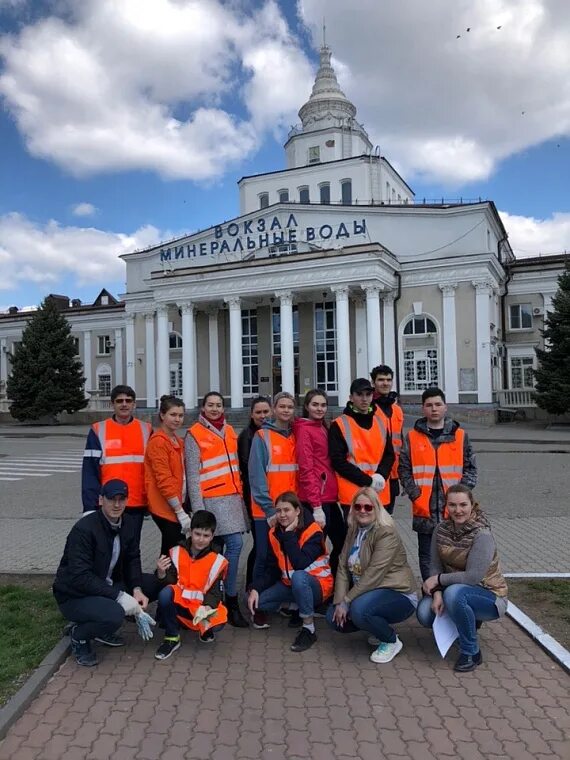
[
  {"xmin": 350, "ymin": 378, "xmax": 374, "ymax": 394},
  {"xmin": 101, "ymin": 479, "xmax": 129, "ymax": 499}
]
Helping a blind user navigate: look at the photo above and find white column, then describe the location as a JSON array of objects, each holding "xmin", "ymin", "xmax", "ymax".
[
  {"xmin": 278, "ymin": 290, "xmax": 295, "ymax": 395},
  {"xmin": 83, "ymin": 330, "xmax": 92, "ymax": 395},
  {"xmin": 0, "ymin": 338, "xmax": 8, "ymax": 389},
  {"xmin": 225, "ymin": 296, "xmax": 243, "ymax": 408},
  {"xmin": 440, "ymin": 284, "xmax": 459, "ymax": 403},
  {"xmin": 364, "ymin": 285, "xmax": 382, "ymax": 370},
  {"xmin": 144, "ymin": 312, "xmax": 156, "ymax": 407},
  {"xmin": 114, "ymin": 328, "xmax": 123, "ymax": 386},
  {"xmin": 473, "ymin": 280, "xmax": 493, "ymax": 403},
  {"xmin": 542, "ymin": 293, "xmax": 554, "ymax": 315},
  {"xmin": 180, "ymin": 302, "xmax": 196, "ymax": 409},
  {"xmin": 125, "ymin": 314, "xmax": 136, "ymax": 390},
  {"xmin": 156, "ymin": 304, "xmax": 170, "ymax": 400},
  {"xmin": 208, "ymin": 309, "xmax": 220, "ymax": 392},
  {"xmin": 332, "ymin": 285, "xmax": 351, "ymax": 404},
  {"xmin": 353, "ymin": 298, "xmax": 368, "ymax": 378},
  {"xmin": 381, "ymin": 293, "xmax": 396, "ymax": 372}
]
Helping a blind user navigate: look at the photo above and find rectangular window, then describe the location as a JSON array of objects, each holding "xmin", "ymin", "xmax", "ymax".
[
  {"xmin": 97, "ymin": 335, "xmax": 111, "ymax": 355},
  {"xmin": 403, "ymin": 349, "xmax": 439, "ymax": 391},
  {"xmin": 341, "ymin": 180, "xmax": 352, "ymax": 205},
  {"xmin": 319, "ymin": 183, "xmax": 330, "ymax": 204},
  {"xmin": 71, "ymin": 336, "xmax": 80, "ymax": 356},
  {"xmin": 242, "ymin": 309, "xmax": 259, "ymax": 396},
  {"xmin": 169, "ymin": 362, "xmax": 183, "ymax": 397},
  {"xmin": 299, "ymin": 186, "xmax": 310, "ymax": 204},
  {"xmin": 308, "ymin": 146, "xmax": 320, "ymax": 164},
  {"xmin": 259, "ymin": 193, "xmax": 269, "ymax": 209},
  {"xmin": 278, "ymin": 189, "xmax": 289, "ymax": 203},
  {"xmin": 509, "ymin": 304, "xmax": 533, "ymax": 330},
  {"xmin": 98, "ymin": 374, "xmax": 111, "ymax": 396},
  {"xmin": 510, "ymin": 356, "xmax": 534, "ymax": 389},
  {"xmin": 314, "ymin": 302, "xmax": 337, "ymax": 392}
]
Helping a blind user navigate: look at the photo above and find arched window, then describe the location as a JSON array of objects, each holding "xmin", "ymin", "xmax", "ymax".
[
  {"xmin": 319, "ymin": 183, "xmax": 330, "ymax": 204},
  {"xmin": 96, "ymin": 363, "xmax": 112, "ymax": 397},
  {"xmin": 169, "ymin": 332, "xmax": 182, "ymax": 349},
  {"xmin": 298, "ymin": 186, "xmax": 310, "ymax": 203},
  {"xmin": 259, "ymin": 192, "xmax": 269, "ymax": 209},
  {"xmin": 341, "ymin": 179, "xmax": 352, "ymax": 205},
  {"xmin": 278, "ymin": 189, "xmax": 289, "ymax": 203},
  {"xmin": 401, "ymin": 315, "xmax": 439, "ymax": 391}
]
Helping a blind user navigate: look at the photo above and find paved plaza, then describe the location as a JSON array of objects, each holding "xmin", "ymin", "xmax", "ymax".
[{"xmin": 0, "ymin": 420, "xmax": 569, "ymax": 759}]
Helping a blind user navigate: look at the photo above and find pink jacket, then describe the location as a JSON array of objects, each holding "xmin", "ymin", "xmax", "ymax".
[{"xmin": 293, "ymin": 417, "xmax": 338, "ymax": 508}]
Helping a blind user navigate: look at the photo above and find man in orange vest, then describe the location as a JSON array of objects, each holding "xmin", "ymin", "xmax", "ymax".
[
  {"xmin": 154, "ymin": 510, "xmax": 228, "ymax": 659},
  {"xmin": 398, "ymin": 387, "xmax": 477, "ymax": 580},
  {"xmin": 328, "ymin": 378, "xmax": 394, "ymax": 575},
  {"xmin": 371, "ymin": 364, "xmax": 404, "ymax": 515},
  {"xmin": 82, "ymin": 385, "xmax": 152, "ymax": 547}
]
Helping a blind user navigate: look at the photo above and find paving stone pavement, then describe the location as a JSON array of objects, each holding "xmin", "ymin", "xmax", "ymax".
[{"xmin": 1, "ymin": 613, "xmax": 569, "ymax": 760}]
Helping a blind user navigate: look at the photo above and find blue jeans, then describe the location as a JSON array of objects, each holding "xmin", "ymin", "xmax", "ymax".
[
  {"xmin": 157, "ymin": 586, "xmax": 225, "ymax": 637},
  {"xmin": 252, "ymin": 519, "xmax": 270, "ymax": 589},
  {"xmin": 416, "ymin": 584, "xmax": 500, "ymax": 655},
  {"xmin": 221, "ymin": 532, "xmax": 243, "ymax": 596},
  {"xmin": 326, "ymin": 589, "xmax": 415, "ymax": 644},
  {"xmin": 258, "ymin": 571, "xmax": 323, "ymax": 618}
]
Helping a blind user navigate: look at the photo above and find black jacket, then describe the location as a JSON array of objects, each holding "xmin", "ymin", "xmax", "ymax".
[
  {"xmin": 237, "ymin": 421, "xmax": 258, "ymax": 511},
  {"xmin": 53, "ymin": 510, "xmax": 143, "ymax": 604},
  {"xmin": 328, "ymin": 403, "xmax": 395, "ymax": 495}
]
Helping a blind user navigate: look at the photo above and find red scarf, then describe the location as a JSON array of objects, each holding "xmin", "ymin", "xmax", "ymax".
[{"xmin": 205, "ymin": 413, "xmax": 225, "ymax": 431}]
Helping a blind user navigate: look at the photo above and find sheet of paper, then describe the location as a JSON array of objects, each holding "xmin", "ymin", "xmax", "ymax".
[{"xmin": 433, "ymin": 611, "xmax": 459, "ymax": 658}]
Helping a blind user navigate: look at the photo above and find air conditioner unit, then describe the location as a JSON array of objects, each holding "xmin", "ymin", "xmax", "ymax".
[{"xmin": 533, "ymin": 307, "xmax": 544, "ymax": 316}]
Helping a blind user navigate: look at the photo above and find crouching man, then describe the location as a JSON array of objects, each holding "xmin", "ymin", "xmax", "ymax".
[
  {"xmin": 154, "ymin": 510, "xmax": 228, "ymax": 660},
  {"xmin": 53, "ymin": 479, "xmax": 160, "ymax": 667}
]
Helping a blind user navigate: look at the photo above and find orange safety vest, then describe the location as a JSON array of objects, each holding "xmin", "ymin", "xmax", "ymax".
[
  {"xmin": 268, "ymin": 522, "xmax": 334, "ymax": 600},
  {"xmin": 187, "ymin": 422, "xmax": 242, "ymax": 499},
  {"xmin": 407, "ymin": 428, "xmax": 465, "ymax": 519},
  {"xmin": 375, "ymin": 403, "xmax": 404, "ymax": 507},
  {"xmin": 251, "ymin": 429, "xmax": 298, "ymax": 519},
  {"xmin": 169, "ymin": 545, "xmax": 228, "ymax": 633},
  {"xmin": 332, "ymin": 414, "xmax": 386, "ymax": 505},
  {"xmin": 93, "ymin": 418, "xmax": 152, "ymax": 508}
]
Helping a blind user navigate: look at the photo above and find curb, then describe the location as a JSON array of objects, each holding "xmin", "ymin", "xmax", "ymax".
[
  {"xmin": 0, "ymin": 637, "xmax": 70, "ymax": 741},
  {"xmin": 506, "ymin": 603, "xmax": 570, "ymax": 675}
]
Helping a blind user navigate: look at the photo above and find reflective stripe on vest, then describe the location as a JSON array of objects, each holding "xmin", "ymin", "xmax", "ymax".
[
  {"xmin": 94, "ymin": 418, "xmax": 151, "ymax": 508},
  {"xmin": 375, "ymin": 403, "xmax": 404, "ymax": 491},
  {"xmin": 250, "ymin": 428, "xmax": 298, "ymax": 519},
  {"xmin": 169, "ymin": 544, "xmax": 229, "ymax": 632},
  {"xmin": 333, "ymin": 414, "xmax": 386, "ymax": 505},
  {"xmin": 268, "ymin": 522, "xmax": 333, "ymax": 599},
  {"xmin": 407, "ymin": 428, "xmax": 465, "ymax": 519},
  {"xmin": 189, "ymin": 423, "xmax": 242, "ymax": 498}
]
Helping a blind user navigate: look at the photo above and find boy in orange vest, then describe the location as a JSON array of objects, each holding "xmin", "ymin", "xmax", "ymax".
[
  {"xmin": 154, "ymin": 510, "xmax": 228, "ymax": 660},
  {"xmin": 371, "ymin": 365, "xmax": 404, "ymax": 515}
]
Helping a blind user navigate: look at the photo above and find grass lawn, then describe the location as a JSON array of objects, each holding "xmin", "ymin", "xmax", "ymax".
[
  {"xmin": 0, "ymin": 575, "xmax": 64, "ymax": 708},
  {"xmin": 507, "ymin": 579, "xmax": 570, "ymax": 650}
]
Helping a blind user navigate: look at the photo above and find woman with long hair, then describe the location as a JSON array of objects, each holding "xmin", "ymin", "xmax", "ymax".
[
  {"xmin": 326, "ymin": 486, "xmax": 417, "ymax": 664},
  {"xmin": 185, "ymin": 391, "xmax": 249, "ymax": 627},
  {"xmin": 417, "ymin": 484, "xmax": 508, "ymax": 672},
  {"xmin": 144, "ymin": 395, "xmax": 187, "ymax": 555},
  {"xmin": 247, "ymin": 491, "xmax": 333, "ymax": 652}
]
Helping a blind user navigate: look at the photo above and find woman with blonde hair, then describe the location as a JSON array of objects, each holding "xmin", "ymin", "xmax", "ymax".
[{"xmin": 326, "ymin": 486, "xmax": 417, "ymax": 664}]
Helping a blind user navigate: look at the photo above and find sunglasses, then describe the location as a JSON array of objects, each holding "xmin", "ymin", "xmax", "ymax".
[{"xmin": 353, "ymin": 502, "xmax": 374, "ymax": 513}]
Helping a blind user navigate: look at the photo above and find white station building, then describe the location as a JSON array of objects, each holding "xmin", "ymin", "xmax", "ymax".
[{"xmin": 0, "ymin": 44, "xmax": 566, "ymax": 414}]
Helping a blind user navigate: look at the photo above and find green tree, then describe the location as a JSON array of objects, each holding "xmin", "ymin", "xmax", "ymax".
[
  {"xmin": 533, "ymin": 264, "xmax": 570, "ymax": 415},
  {"xmin": 7, "ymin": 297, "xmax": 87, "ymax": 421}
]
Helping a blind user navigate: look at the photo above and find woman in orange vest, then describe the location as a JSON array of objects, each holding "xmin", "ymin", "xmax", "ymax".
[
  {"xmin": 144, "ymin": 395, "xmax": 188, "ymax": 555},
  {"xmin": 247, "ymin": 491, "xmax": 333, "ymax": 652},
  {"xmin": 248, "ymin": 392, "xmax": 298, "ymax": 628},
  {"xmin": 185, "ymin": 391, "xmax": 249, "ymax": 628}
]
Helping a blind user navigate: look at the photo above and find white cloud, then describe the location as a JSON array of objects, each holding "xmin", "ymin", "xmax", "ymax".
[
  {"xmin": 298, "ymin": 0, "xmax": 570, "ymax": 185},
  {"xmin": 500, "ymin": 210, "xmax": 570, "ymax": 258},
  {"xmin": 0, "ymin": 0, "xmax": 313, "ymax": 180},
  {"xmin": 0, "ymin": 212, "xmax": 164, "ymax": 291},
  {"xmin": 71, "ymin": 202, "xmax": 97, "ymax": 217}
]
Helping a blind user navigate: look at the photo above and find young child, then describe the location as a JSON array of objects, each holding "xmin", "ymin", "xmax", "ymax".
[{"xmin": 154, "ymin": 510, "xmax": 228, "ymax": 660}]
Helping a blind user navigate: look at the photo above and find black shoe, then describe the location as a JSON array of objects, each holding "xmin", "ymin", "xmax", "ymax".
[
  {"xmin": 226, "ymin": 595, "xmax": 249, "ymax": 628},
  {"xmin": 70, "ymin": 628, "xmax": 98, "ymax": 667},
  {"xmin": 199, "ymin": 630, "xmax": 216, "ymax": 644},
  {"xmin": 288, "ymin": 611, "xmax": 302, "ymax": 628},
  {"xmin": 154, "ymin": 637, "xmax": 181, "ymax": 660},
  {"xmin": 94, "ymin": 632, "xmax": 126, "ymax": 647},
  {"xmin": 454, "ymin": 651, "xmax": 482, "ymax": 672},
  {"xmin": 290, "ymin": 627, "xmax": 317, "ymax": 652}
]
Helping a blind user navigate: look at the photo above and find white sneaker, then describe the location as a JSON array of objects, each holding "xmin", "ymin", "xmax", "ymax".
[
  {"xmin": 370, "ymin": 636, "xmax": 403, "ymax": 664},
  {"xmin": 367, "ymin": 635, "xmax": 380, "ymax": 646}
]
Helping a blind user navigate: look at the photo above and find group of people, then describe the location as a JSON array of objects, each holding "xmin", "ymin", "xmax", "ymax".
[{"xmin": 54, "ymin": 366, "xmax": 507, "ymax": 674}]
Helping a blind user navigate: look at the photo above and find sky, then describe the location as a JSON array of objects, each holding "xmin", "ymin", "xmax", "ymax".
[{"xmin": 0, "ymin": 0, "xmax": 569, "ymax": 311}]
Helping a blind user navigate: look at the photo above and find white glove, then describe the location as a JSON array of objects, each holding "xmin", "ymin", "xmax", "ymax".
[
  {"xmin": 192, "ymin": 605, "xmax": 217, "ymax": 626},
  {"xmin": 117, "ymin": 591, "xmax": 141, "ymax": 616},
  {"xmin": 313, "ymin": 507, "xmax": 326, "ymax": 528},
  {"xmin": 136, "ymin": 610, "xmax": 156, "ymax": 641},
  {"xmin": 371, "ymin": 474, "xmax": 386, "ymax": 493},
  {"xmin": 175, "ymin": 509, "xmax": 191, "ymax": 535}
]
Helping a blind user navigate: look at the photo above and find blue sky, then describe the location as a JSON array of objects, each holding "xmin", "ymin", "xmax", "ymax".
[{"xmin": 1, "ymin": 0, "xmax": 569, "ymax": 310}]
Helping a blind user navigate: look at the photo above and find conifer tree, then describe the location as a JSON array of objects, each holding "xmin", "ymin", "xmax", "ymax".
[
  {"xmin": 533, "ymin": 264, "xmax": 570, "ymax": 415},
  {"xmin": 7, "ymin": 297, "xmax": 87, "ymax": 421}
]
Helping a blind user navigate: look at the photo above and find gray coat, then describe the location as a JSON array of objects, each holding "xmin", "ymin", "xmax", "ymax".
[
  {"xmin": 398, "ymin": 417, "xmax": 477, "ymax": 535},
  {"xmin": 184, "ymin": 416, "xmax": 249, "ymax": 536}
]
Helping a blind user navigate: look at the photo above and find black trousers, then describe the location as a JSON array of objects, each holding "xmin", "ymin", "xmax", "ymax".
[
  {"xmin": 417, "ymin": 532, "xmax": 433, "ymax": 581},
  {"xmin": 325, "ymin": 502, "xmax": 350, "ymax": 578},
  {"xmin": 383, "ymin": 479, "xmax": 400, "ymax": 515},
  {"xmin": 151, "ymin": 514, "xmax": 185, "ymax": 555}
]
